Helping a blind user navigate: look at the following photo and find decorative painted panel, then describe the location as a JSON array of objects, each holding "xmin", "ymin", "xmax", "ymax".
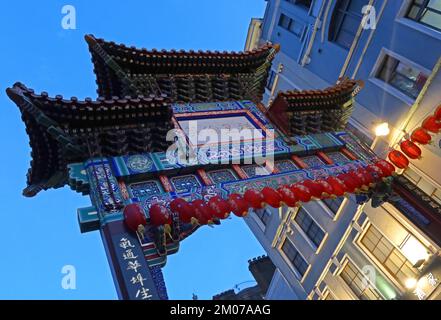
[
  {"xmin": 207, "ymin": 169, "xmax": 238, "ymax": 184},
  {"xmin": 275, "ymin": 160, "xmax": 298, "ymax": 173},
  {"xmin": 241, "ymin": 165, "xmax": 270, "ymax": 178},
  {"xmin": 327, "ymin": 151, "xmax": 350, "ymax": 164},
  {"xmin": 170, "ymin": 174, "xmax": 202, "ymax": 194},
  {"xmin": 130, "ymin": 181, "xmax": 164, "ymax": 199},
  {"xmin": 85, "ymin": 159, "xmax": 124, "ymax": 213},
  {"xmin": 301, "ymin": 156, "xmax": 325, "ymax": 168}
]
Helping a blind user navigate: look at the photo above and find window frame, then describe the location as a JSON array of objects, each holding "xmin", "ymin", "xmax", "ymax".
[
  {"xmin": 356, "ymin": 223, "xmax": 422, "ymax": 292},
  {"xmin": 280, "ymin": 237, "xmax": 310, "ymax": 279},
  {"xmin": 338, "ymin": 257, "xmax": 385, "ymax": 300},
  {"xmin": 266, "ymin": 69, "xmax": 277, "ymax": 91},
  {"xmin": 396, "ymin": 0, "xmax": 441, "ymax": 40},
  {"xmin": 294, "ymin": 207, "xmax": 326, "ymax": 248},
  {"xmin": 329, "ymin": 0, "xmax": 366, "ymax": 50},
  {"xmin": 278, "ymin": 13, "xmax": 305, "ymax": 38},
  {"xmin": 369, "ymin": 48, "xmax": 431, "ymax": 104},
  {"xmin": 376, "ymin": 55, "xmax": 428, "ymax": 100},
  {"xmin": 406, "ymin": 0, "xmax": 441, "ymax": 32},
  {"xmin": 321, "ymin": 197, "xmax": 345, "ymax": 216},
  {"xmin": 285, "ymin": 0, "xmax": 313, "ymax": 11},
  {"xmin": 254, "ymin": 207, "xmax": 273, "ymax": 227}
]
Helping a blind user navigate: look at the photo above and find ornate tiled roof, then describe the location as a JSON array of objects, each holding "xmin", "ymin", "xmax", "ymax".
[
  {"xmin": 6, "ymin": 82, "xmax": 174, "ymax": 197},
  {"xmin": 85, "ymin": 34, "xmax": 279, "ymax": 102},
  {"xmin": 266, "ymin": 78, "xmax": 364, "ymax": 137}
]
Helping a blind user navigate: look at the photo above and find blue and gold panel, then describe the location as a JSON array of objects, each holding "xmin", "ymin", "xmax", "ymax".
[
  {"xmin": 327, "ymin": 151, "xmax": 350, "ymax": 165},
  {"xmin": 170, "ymin": 174, "xmax": 202, "ymax": 194},
  {"xmin": 207, "ymin": 169, "xmax": 238, "ymax": 184},
  {"xmin": 334, "ymin": 132, "xmax": 374, "ymax": 161},
  {"xmin": 301, "ymin": 155, "xmax": 325, "ymax": 168},
  {"xmin": 274, "ymin": 160, "xmax": 298, "ymax": 173},
  {"xmin": 241, "ymin": 165, "xmax": 270, "ymax": 178},
  {"xmin": 172, "ymin": 101, "xmax": 240, "ymax": 114},
  {"xmin": 129, "ymin": 180, "xmax": 164, "ymax": 199}
]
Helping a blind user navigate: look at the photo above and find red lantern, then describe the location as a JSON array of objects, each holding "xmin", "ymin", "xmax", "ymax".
[
  {"xmin": 301, "ymin": 180, "xmax": 325, "ymax": 199},
  {"xmin": 422, "ymin": 116, "xmax": 441, "ymax": 133},
  {"xmin": 411, "ymin": 127, "xmax": 432, "ymax": 145},
  {"xmin": 149, "ymin": 204, "xmax": 172, "ymax": 227},
  {"xmin": 375, "ymin": 159, "xmax": 396, "ymax": 177},
  {"xmin": 290, "ymin": 183, "xmax": 312, "ymax": 203},
  {"xmin": 366, "ymin": 164, "xmax": 385, "ymax": 181},
  {"xmin": 337, "ymin": 173, "xmax": 358, "ymax": 193},
  {"xmin": 123, "ymin": 203, "xmax": 147, "ymax": 233},
  {"xmin": 435, "ymin": 105, "xmax": 441, "ymax": 121},
  {"xmin": 262, "ymin": 187, "xmax": 283, "ymax": 208},
  {"xmin": 400, "ymin": 140, "xmax": 422, "ymax": 160},
  {"xmin": 191, "ymin": 199, "xmax": 213, "ymax": 225},
  {"xmin": 244, "ymin": 189, "xmax": 265, "ymax": 209},
  {"xmin": 208, "ymin": 196, "xmax": 231, "ymax": 219},
  {"xmin": 357, "ymin": 168, "xmax": 375, "ymax": 188},
  {"xmin": 277, "ymin": 186, "xmax": 298, "ymax": 207},
  {"xmin": 388, "ymin": 150, "xmax": 409, "ymax": 169},
  {"xmin": 348, "ymin": 171, "xmax": 364, "ymax": 190},
  {"xmin": 316, "ymin": 179, "xmax": 334, "ymax": 197},
  {"xmin": 170, "ymin": 198, "xmax": 193, "ymax": 223},
  {"xmin": 228, "ymin": 194, "xmax": 249, "ymax": 217},
  {"xmin": 326, "ymin": 176, "xmax": 346, "ymax": 197}
]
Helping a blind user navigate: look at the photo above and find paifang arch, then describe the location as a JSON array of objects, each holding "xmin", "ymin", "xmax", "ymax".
[{"xmin": 6, "ymin": 35, "xmax": 393, "ymax": 300}]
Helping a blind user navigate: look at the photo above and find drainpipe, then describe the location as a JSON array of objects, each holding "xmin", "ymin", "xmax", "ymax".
[
  {"xmin": 352, "ymin": 0, "xmax": 388, "ymax": 79},
  {"xmin": 339, "ymin": 0, "xmax": 376, "ymax": 78},
  {"xmin": 267, "ymin": 63, "xmax": 284, "ymax": 107},
  {"xmin": 301, "ymin": 0, "xmax": 328, "ymax": 66},
  {"xmin": 321, "ymin": 0, "xmax": 334, "ymax": 42}
]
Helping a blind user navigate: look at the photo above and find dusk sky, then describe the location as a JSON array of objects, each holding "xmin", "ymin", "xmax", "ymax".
[{"xmin": 0, "ymin": 0, "xmax": 267, "ymax": 299}]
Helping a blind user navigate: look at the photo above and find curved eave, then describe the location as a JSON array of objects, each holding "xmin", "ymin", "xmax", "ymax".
[{"xmin": 85, "ymin": 34, "xmax": 279, "ymax": 98}]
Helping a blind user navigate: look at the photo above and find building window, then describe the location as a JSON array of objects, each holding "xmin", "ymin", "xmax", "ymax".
[
  {"xmin": 360, "ymin": 225, "xmax": 420, "ymax": 288},
  {"xmin": 322, "ymin": 197, "xmax": 344, "ymax": 215},
  {"xmin": 286, "ymin": 0, "xmax": 313, "ymax": 10},
  {"xmin": 406, "ymin": 0, "xmax": 441, "ymax": 32},
  {"xmin": 340, "ymin": 260, "xmax": 383, "ymax": 300},
  {"xmin": 376, "ymin": 55, "xmax": 429, "ymax": 99},
  {"xmin": 255, "ymin": 208, "xmax": 272, "ymax": 226},
  {"xmin": 329, "ymin": 0, "xmax": 368, "ymax": 49},
  {"xmin": 281, "ymin": 238, "xmax": 309, "ymax": 277},
  {"xmin": 294, "ymin": 208, "xmax": 326, "ymax": 247},
  {"xmin": 323, "ymin": 290, "xmax": 336, "ymax": 300},
  {"xmin": 266, "ymin": 70, "xmax": 276, "ymax": 91},
  {"xmin": 278, "ymin": 13, "xmax": 304, "ymax": 37}
]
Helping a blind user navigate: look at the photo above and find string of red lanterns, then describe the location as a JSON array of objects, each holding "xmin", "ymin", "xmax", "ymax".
[
  {"xmin": 388, "ymin": 104, "xmax": 441, "ymax": 169},
  {"xmin": 120, "ymin": 161, "xmax": 396, "ymax": 230}
]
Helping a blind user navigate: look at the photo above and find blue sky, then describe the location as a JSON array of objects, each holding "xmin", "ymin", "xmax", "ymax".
[{"xmin": 0, "ymin": 0, "xmax": 267, "ymax": 299}]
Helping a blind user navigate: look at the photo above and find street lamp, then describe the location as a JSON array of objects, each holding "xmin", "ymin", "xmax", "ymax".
[
  {"xmin": 405, "ymin": 278, "xmax": 418, "ymax": 289},
  {"xmin": 374, "ymin": 122, "xmax": 390, "ymax": 137},
  {"xmin": 371, "ymin": 122, "xmax": 390, "ymax": 149}
]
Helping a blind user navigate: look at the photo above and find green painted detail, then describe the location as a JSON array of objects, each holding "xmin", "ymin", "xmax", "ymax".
[
  {"xmin": 327, "ymin": 132, "xmax": 347, "ymax": 147},
  {"xmin": 147, "ymin": 258, "xmax": 166, "ymax": 268},
  {"xmin": 68, "ymin": 163, "xmax": 90, "ymax": 195},
  {"xmin": 77, "ymin": 206, "xmax": 99, "ymax": 233},
  {"xmin": 101, "ymin": 212, "xmax": 124, "ymax": 226},
  {"xmin": 115, "ymin": 156, "xmax": 130, "ymax": 176},
  {"xmin": 151, "ymin": 153, "xmax": 165, "ymax": 171},
  {"xmin": 376, "ymin": 275, "xmax": 398, "ymax": 300}
]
